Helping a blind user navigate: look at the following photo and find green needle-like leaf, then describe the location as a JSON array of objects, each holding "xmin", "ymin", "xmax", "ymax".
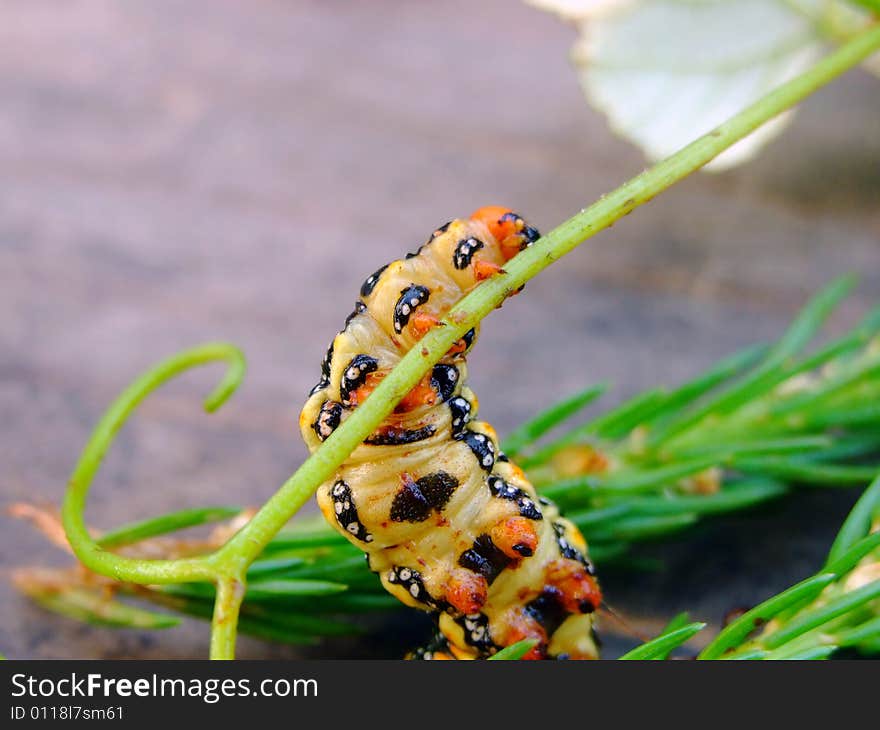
[
  {"xmin": 31, "ymin": 587, "xmax": 181, "ymax": 630},
  {"xmin": 501, "ymin": 383, "xmax": 608, "ymax": 456},
  {"xmin": 590, "ymin": 457, "xmax": 722, "ymax": 494},
  {"xmin": 833, "ymin": 616, "xmax": 880, "ymax": 649},
  {"xmin": 825, "ymin": 475, "xmax": 880, "ymax": 568},
  {"xmin": 645, "ymin": 343, "xmax": 770, "ymax": 430},
  {"xmin": 648, "ymin": 276, "xmax": 856, "ymax": 447},
  {"xmin": 761, "ymin": 579, "xmax": 880, "ymax": 650},
  {"xmin": 735, "ymin": 458, "xmax": 880, "ymax": 487},
  {"xmin": 243, "ymin": 579, "xmax": 349, "ymax": 600},
  {"xmin": 699, "ymin": 573, "xmax": 837, "ymax": 659},
  {"xmin": 824, "ymin": 531, "xmax": 880, "ymax": 577},
  {"xmin": 649, "ymin": 612, "xmax": 694, "ymax": 660},
  {"xmin": 98, "ymin": 506, "xmax": 243, "ymax": 549},
  {"xmin": 246, "ymin": 556, "xmax": 308, "ymax": 579},
  {"xmin": 618, "ymin": 622, "xmax": 706, "ymax": 660},
  {"xmin": 587, "ymin": 513, "xmax": 698, "ymax": 543},
  {"xmin": 765, "ymin": 645, "xmax": 836, "ymax": 660},
  {"xmin": 624, "ymin": 480, "xmax": 787, "ymax": 517},
  {"xmin": 489, "ymin": 639, "xmax": 539, "ymax": 660}
]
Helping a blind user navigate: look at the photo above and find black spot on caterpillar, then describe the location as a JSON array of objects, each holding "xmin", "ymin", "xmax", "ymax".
[
  {"xmin": 330, "ymin": 480, "xmax": 373, "ymax": 544},
  {"xmin": 455, "ymin": 612, "xmax": 496, "ymax": 653},
  {"xmin": 458, "ymin": 534, "xmax": 512, "ymax": 583},
  {"xmin": 339, "ymin": 354, "xmax": 379, "ymax": 406},
  {"xmin": 448, "ymin": 395, "xmax": 472, "ymax": 435},
  {"xmin": 310, "ymin": 400, "xmax": 342, "ymax": 441},
  {"xmin": 456, "ymin": 429, "xmax": 495, "ymax": 472},
  {"xmin": 309, "ymin": 342, "xmax": 336, "ymax": 395},
  {"xmin": 364, "ymin": 424, "xmax": 436, "ymax": 446},
  {"xmin": 387, "ymin": 565, "xmax": 435, "ymax": 606},
  {"xmin": 453, "ymin": 237, "xmax": 485, "ymax": 270},
  {"xmin": 487, "ymin": 475, "xmax": 543, "ymax": 521},
  {"xmin": 360, "ymin": 265, "xmax": 389, "ymax": 298},
  {"xmin": 430, "ymin": 364, "xmax": 459, "ymax": 402},
  {"xmin": 391, "ymin": 472, "xmax": 459, "ymax": 523},
  {"xmin": 299, "ymin": 207, "xmax": 601, "ymax": 660},
  {"xmin": 459, "ymin": 327, "xmax": 476, "ymax": 352},
  {"xmin": 344, "ymin": 301, "xmax": 368, "ymax": 328},
  {"xmin": 393, "ymin": 284, "xmax": 430, "ymax": 334},
  {"xmin": 553, "ymin": 521, "xmax": 597, "ymax": 577}
]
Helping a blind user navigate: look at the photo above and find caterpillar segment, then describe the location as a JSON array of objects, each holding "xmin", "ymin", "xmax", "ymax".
[{"xmin": 299, "ymin": 207, "xmax": 601, "ymax": 659}]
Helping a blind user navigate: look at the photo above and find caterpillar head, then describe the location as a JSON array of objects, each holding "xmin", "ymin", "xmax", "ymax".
[{"xmin": 470, "ymin": 206, "xmax": 541, "ymax": 261}]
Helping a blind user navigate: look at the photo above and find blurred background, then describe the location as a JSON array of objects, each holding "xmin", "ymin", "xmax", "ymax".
[{"xmin": 1, "ymin": 0, "xmax": 879, "ymax": 658}]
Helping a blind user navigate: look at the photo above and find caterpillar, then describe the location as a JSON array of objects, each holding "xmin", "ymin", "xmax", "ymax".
[{"xmin": 299, "ymin": 206, "xmax": 601, "ymax": 660}]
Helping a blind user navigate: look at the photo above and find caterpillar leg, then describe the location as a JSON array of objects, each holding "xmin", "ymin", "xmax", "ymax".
[
  {"xmin": 472, "ymin": 259, "xmax": 505, "ymax": 281},
  {"xmin": 409, "ymin": 310, "xmax": 443, "ymax": 339}
]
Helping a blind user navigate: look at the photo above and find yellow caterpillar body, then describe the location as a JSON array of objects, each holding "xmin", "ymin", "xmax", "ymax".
[{"xmin": 299, "ymin": 207, "xmax": 600, "ymax": 659}]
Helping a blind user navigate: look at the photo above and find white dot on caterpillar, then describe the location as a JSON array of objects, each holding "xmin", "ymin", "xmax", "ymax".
[
  {"xmin": 409, "ymin": 584, "xmax": 420, "ymax": 598},
  {"xmin": 347, "ymin": 523, "xmax": 359, "ymax": 535},
  {"xmin": 332, "ymin": 484, "xmax": 345, "ymax": 497},
  {"xmin": 401, "ymin": 304, "xmax": 411, "ymax": 315},
  {"xmin": 399, "ymin": 568, "xmax": 412, "ymax": 581},
  {"xmin": 334, "ymin": 502, "xmax": 344, "ymax": 515},
  {"xmin": 482, "ymin": 454, "xmax": 493, "ymax": 467},
  {"xmin": 409, "ymin": 297, "xmax": 419, "ymax": 306}
]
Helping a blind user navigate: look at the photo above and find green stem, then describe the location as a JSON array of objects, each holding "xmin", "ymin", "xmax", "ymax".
[
  {"xmin": 210, "ymin": 575, "xmax": 246, "ymax": 660},
  {"xmin": 59, "ymin": 24, "xmax": 880, "ymax": 659}
]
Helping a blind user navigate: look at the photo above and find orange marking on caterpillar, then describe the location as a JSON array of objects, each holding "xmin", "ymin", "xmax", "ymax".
[
  {"xmin": 355, "ymin": 371, "xmax": 437, "ymax": 412},
  {"xmin": 349, "ymin": 371, "xmax": 385, "ymax": 407},
  {"xmin": 491, "ymin": 517, "xmax": 538, "ymax": 559},
  {"xmin": 397, "ymin": 373, "xmax": 438, "ymax": 411},
  {"xmin": 470, "ymin": 206, "xmax": 519, "ymax": 246},
  {"xmin": 447, "ymin": 339, "xmax": 467, "ymax": 356},
  {"xmin": 546, "ymin": 559, "xmax": 602, "ymax": 615},
  {"xmin": 498, "ymin": 610, "xmax": 548, "ymax": 660},
  {"xmin": 445, "ymin": 568, "xmax": 488, "ymax": 615}
]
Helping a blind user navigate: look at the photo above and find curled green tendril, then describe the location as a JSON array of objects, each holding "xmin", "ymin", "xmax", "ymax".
[{"xmin": 61, "ymin": 343, "xmax": 246, "ymax": 586}]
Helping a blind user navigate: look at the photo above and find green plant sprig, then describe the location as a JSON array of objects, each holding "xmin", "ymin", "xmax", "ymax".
[
  {"xmin": 512, "ymin": 278, "xmax": 880, "ymax": 561},
  {"xmin": 703, "ymin": 475, "xmax": 880, "ymax": 660},
  {"xmin": 616, "ymin": 475, "xmax": 880, "ymax": 660},
  {"xmin": 53, "ymin": 25, "xmax": 880, "ymax": 659}
]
